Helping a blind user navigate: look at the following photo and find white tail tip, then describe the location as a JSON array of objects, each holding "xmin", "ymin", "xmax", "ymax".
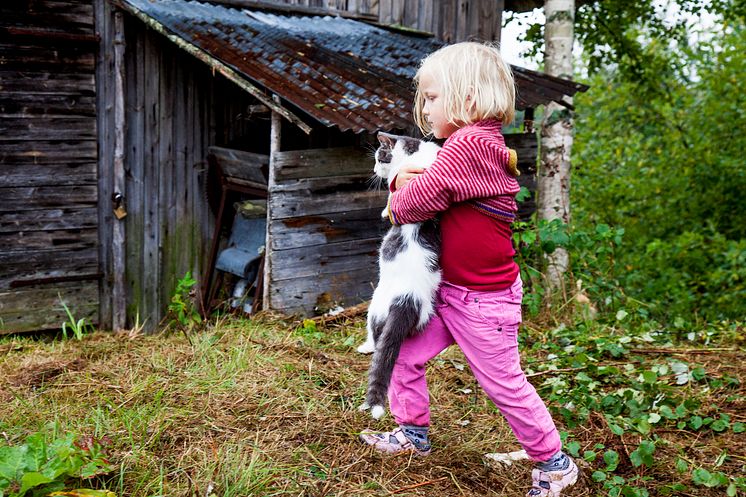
[
  {"xmin": 356, "ymin": 341, "xmax": 375, "ymax": 354},
  {"xmin": 371, "ymin": 405, "xmax": 385, "ymax": 419}
]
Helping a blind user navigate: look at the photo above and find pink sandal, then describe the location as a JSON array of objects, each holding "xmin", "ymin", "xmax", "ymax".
[
  {"xmin": 526, "ymin": 457, "xmax": 579, "ymax": 496},
  {"xmin": 360, "ymin": 427, "xmax": 431, "ymax": 456}
]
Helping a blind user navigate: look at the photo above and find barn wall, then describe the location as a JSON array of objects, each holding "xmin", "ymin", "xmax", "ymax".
[
  {"xmin": 0, "ymin": 0, "xmax": 100, "ymax": 334},
  {"xmin": 268, "ymin": 147, "xmax": 389, "ymax": 315},
  {"xmin": 97, "ymin": 16, "xmax": 270, "ymax": 331}
]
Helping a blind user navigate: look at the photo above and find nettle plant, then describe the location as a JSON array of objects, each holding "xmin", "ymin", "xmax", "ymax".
[{"xmin": 524, "ymin": 323, "xmax": 744, "ymax": 496}]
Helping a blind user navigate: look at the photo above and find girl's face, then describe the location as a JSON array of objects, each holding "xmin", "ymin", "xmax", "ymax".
[{"xmin": 419, "ymin": 72, "xmax": 459, "ymax": 139}]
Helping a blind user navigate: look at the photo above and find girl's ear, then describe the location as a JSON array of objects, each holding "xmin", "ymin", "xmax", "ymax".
[{"xmin": 377, "ymin": 132, "xmax": 397, "ymax": 149}]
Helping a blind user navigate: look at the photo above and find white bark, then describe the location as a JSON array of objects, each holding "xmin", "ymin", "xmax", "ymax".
[{"xmin": 539, "ymin": 0, "xmax": 575, "ymax": 292}]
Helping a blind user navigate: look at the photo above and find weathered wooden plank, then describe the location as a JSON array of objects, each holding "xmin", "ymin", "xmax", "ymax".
[
  {"xmin": 0, "ymin": 3, "xmax": 95, "ymax": 34},
  {"xmin": 273, "ymin": 147, "xmax": 371, "ymax": 181},
  {"xmin": 269, "ymin": 189, "xmax": 387, "ymax": 219},
  {"xmin": 0, "ymin": 162, "xmax": 96, "ymax": 187},
  {"xmin": 0, "ymin": 186, "xmax": 97, "ymax": 211},
  {"xmin": 0, "ymin": 94, "xmax": 96, "ymax": 116},
  {"xmin": 269, "ymin": 237, "xmax": 380, "ymax": 281},
  {"xmin": 269, "ymin": 266, "xmax": 377, "ymax": 316},
  {"xmin": 95, "ymin": 0, "xmax": 116, "ymax": 330},
  {"xmin": 0, "ymin": 71, "xmax": 95, "ymax": 93},
  {"xmin": 141, "ymin": 25, "xmax": 161, "ymax": 328},
  {"xmin": 0, "ymin": 228, "xmax": 97, "ymax": 252},
  {"xmin": 0, "ymin": 43, "xmax": 96, "ymax": 71},
  {"xmin": 0, "ymin": 246, "xmax": 99, "ymax": 289},
  {"xmin": 0, "ymin": 207, "xmax": 98, "ymax": 233},
  {"xmin": 0, "ymin": 140, "xmax": 97, "ymax": 164},
  {"xmin": 0, "ymin": 282, "xmax": 99, "ymax": 334},
  {"xmin": 0, "ymin": 117, "xmax": 96, "ymax": 141},
  {"xmin": 271, "ymin": 172, "xmax": 379, "ymax": 194},
  {"xmin": 208, "ymin": 146, "xmax": 268, "ymax": 184},
  {"xmin": 268, "ymin": 207, "xmax": 389, "ymax": 250},
  {"xmin": 157, "ymin": 36, "xmax": 177, "ymax": 312}
]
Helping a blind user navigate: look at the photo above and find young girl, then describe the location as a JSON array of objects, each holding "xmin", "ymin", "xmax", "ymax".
[{"xmin": 360, "ymin": 42, "xmax": 579, "ymax": 497}]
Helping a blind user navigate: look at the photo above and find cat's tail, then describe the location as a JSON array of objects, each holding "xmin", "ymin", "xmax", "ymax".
[{"xmin": 365, "ymin": 296, "xmax": 420, "ymax": 419}]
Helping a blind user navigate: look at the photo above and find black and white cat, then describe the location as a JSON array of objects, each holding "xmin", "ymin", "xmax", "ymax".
[{"xmin": 359, "ymin": 132, "xmax": 442, "ymax": 420}]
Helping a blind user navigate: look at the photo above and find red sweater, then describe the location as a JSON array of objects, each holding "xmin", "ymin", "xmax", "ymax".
[{"xmin": 388, "ymin": 120, "xmax": 520, "ymax": 290}]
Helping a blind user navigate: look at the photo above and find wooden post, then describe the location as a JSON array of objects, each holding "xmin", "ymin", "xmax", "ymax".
[
  {"xmin": 263, "ymin": 100, "xmax": 281, "ymax": 310},
  {"xmin": 112, "ymin": 11, "xmax": 127, "ymax": 330}
]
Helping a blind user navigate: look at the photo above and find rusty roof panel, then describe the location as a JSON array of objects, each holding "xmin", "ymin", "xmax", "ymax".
[{"xmin": 120, "ymin": 0, "xmax": 588, "ymax": 134}]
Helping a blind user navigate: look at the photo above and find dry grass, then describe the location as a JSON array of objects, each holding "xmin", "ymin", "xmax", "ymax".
[{"xmin": 0, "ymin": 313, "xmax": 743, "ymax": 497}]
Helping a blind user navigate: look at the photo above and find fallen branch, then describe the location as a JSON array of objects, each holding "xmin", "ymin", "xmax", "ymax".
[
  {"xmin": 391, "ymin": 477, "xmax": 448, "ymax": 494},
  {"xmin": 631, "ymin": 347, "xmax": 738, "ymax": 355},
  {"xmin": 311, "ymin": 302, "xmax": 369, "ymax": 325}
]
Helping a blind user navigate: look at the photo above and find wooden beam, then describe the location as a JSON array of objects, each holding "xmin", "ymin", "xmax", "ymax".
[
  {"xmin": 264, "ymin": 103, "xmax": 281, "ymax": 311},
  {"xmin": 112, "ymin": 0, "xmax": 312, "ymax": 135},
  {"xmin": 112, "ymin": 10, "xmax": 127, "ymax": 331}
]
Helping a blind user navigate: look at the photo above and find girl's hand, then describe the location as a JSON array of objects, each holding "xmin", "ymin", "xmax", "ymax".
[{"xmin": 395, "ymin": 164, "xmax": 425, "ymax": 189}]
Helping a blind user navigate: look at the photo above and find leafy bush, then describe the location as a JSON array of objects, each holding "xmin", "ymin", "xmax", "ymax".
[
  {"xmin": 569, "ymin": 23, "xmax": 746, "ymax": 322},
  {"xmin": 0, "ymin": 432, "xmax": 114, "ymax": 497}
]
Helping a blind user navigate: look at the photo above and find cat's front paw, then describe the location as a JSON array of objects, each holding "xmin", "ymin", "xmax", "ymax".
[{"xmin": 356, "ymin": 340, "xmax": 375, "ymax": 354}]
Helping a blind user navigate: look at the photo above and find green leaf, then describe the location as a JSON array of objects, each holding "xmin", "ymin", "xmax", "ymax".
[
  {"xmin": 583, "ymin": 450, "xmax": 597, "ymax": 462},
  {"xmin": 23, "ymin": 433, "xmax": 47, "ymax": 473},
  {"xmin": 659, "ymin": 405, "xmax": 676, "ymax": 419},
  {"xmin": 0, "ymin": 446, "xmax": 26, "ymax": 481},
  {"xmin": 629, "ymin": 440, "xmax": 655, "ymax": 468},
  {"xmin": 689, "ymin": 416, "xmax": 703, "ymax": 430},
  {"xmin": 18, "ymin": 471, "xmax": 52, "ymax": 495},
  {"xmin": 565, "ymin": 441, "xmax": 581, "ymax": 458},
  {"xmin": 604, "ymin": 450, "xmax": 620, "ymax": 471},
  {"xmin": 675, "ymin": 458, "xmax": 688, "ymax": 472},
  {"xmin": 732, "ymin": 422, "xmax": 745, "ymax": 433},
  {"xmin": 692, "ymin": 468, "xmax": 711, "ymax": 485},
  {"xmin": 592, "ymin": 470, "xmax": 607, "ymax": 482},
  {"xmin": 711, "ymin": 419, "xmax": 729, "ymax": 432},
  {"xmin": 609, "ymin": 423, "xmax": 625, "ymax": 436}
]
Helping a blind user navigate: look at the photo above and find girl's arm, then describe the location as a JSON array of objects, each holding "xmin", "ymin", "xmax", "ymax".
[{"xmin": 388, "ymin": 135, "xmax": 518, "ymax": 225}]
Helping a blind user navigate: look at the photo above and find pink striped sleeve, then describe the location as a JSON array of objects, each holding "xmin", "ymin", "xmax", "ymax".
[{"xmin": 388, "ymin": 133, "xmax": 519, "ymax": 225}]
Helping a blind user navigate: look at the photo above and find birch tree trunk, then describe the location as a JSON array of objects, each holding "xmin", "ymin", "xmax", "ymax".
[{"xmin": 539, "ymin": 0, "xmax": 575, "ymax": 293}]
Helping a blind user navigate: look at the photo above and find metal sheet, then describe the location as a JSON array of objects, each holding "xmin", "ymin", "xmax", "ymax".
[{"xmin": 119, "ymin": 0, "xmax": 588, "ymax": 134}]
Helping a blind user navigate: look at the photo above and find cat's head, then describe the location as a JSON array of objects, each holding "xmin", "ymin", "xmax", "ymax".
[{"xmin": 374, "ymin": 132, "xmax": 440, "ymax": 186}]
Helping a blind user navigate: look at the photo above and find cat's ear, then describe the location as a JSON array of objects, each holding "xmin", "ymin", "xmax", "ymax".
[{"xmin": 377, "ymin": 132, "xmax": 397, "ymax": 149}]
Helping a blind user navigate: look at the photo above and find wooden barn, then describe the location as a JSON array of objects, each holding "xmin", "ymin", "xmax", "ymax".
[{"xmin": 0, "ymin": 0, "xmax": 587, "ymax": 333}]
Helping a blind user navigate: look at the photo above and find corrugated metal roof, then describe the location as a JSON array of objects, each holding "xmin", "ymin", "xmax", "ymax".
[{"xmin": 118, "ymin": 0, "xmax": 588, "ymax": 134}]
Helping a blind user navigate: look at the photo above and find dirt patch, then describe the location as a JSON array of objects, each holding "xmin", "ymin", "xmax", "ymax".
[{"xmin": 7, "ymin": 358, "xmax": 88, "ymax": 388}]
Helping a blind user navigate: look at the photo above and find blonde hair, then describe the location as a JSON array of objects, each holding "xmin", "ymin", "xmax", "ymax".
[{"xmin": 413, "ymin": 42, "xmax": 516, "ymax": 134}]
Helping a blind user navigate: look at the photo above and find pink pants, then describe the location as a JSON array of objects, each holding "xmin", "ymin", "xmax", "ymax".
[{"xmin": 388, "ymin": 276, "xmax": 562, "ymax": 461}]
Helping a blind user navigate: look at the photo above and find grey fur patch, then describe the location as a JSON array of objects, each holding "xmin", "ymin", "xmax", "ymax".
[
  {"xmin": 381, "ymin": 227, "xmax": 406, "ymax": 261},
  {"xmin": 402, "ymin": 137, "xmax": 421, "ymax": 155}
]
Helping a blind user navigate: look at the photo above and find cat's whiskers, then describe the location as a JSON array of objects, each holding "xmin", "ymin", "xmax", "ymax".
[{"xmin": 366, "ymin": 174, "xmax": 385, "ymax": 191}]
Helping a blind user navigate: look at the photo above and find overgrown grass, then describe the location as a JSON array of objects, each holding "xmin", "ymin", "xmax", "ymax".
[{"xmin": 0, "ymin": 311, "xmax": 743, "ymax": 496}]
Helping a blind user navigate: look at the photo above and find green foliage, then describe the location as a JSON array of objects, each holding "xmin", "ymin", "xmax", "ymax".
[
  {"xmin": 524, "ymin": 318, "xmax": 744, "ymax": 497},
  {"xmin": 58, "ymin": 295, "xmax": 92, "ymax": 341},
  {"xmin": 571, "ymin": 22, "xmax": 746, "ymax": 322},
  {"xmin": 167, "ymin": 272, "xmax": 201, "ymax": 330},
  {"xmin": 0, "ymin": 432, "xmax": 114, "ymax": 497}
]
